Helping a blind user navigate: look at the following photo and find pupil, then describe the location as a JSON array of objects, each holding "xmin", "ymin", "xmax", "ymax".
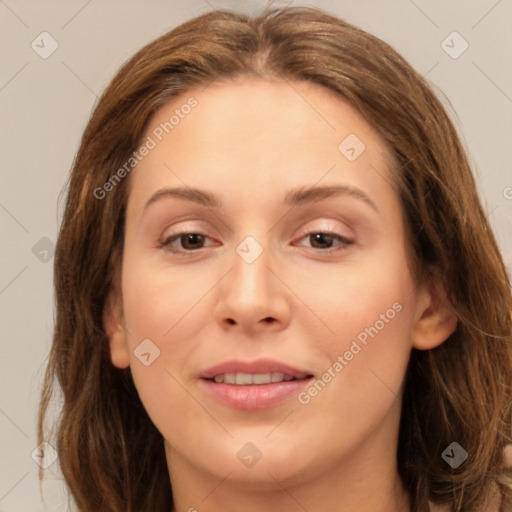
[
  {"xmin": 312, "ymin": 233, "xmax": 333, "ymax": 248},
  {"xmin": 184, "ymin": 234, "xmax": 203, "ymax": 249}
]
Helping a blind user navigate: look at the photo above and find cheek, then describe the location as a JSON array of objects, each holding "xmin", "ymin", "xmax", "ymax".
[
  {"xmin": 121, "ymin": 252, "xmax": 215, "ymax": 364},
  {"xmin": 119, "ymin": 258, "xmax": 207, "ymax": 430},
  {"xmin": 298, "ymin": 253, "xmax": 416, "ymax": 432},
  {"xmin": 304, "ymin": 253, "xmax": 415, "ymax": 360}
]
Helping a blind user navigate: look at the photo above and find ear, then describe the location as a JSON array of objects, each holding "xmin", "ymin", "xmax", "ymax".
[
  {"xmin": 411, "ymin": 275, "xmax": 458, "ymax": 350},
  {"xmin": 103, "ymin": 291, "xmax": 130, "ymax": 368}
]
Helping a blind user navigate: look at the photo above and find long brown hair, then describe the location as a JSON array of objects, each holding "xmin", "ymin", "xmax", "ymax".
[{"xmin": 38, "ymin": 6, "xmax": 512, "ymax": 511}]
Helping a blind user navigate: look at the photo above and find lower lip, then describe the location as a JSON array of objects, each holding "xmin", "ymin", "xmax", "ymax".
[{"xmin": 200, "ymin": 379, "xmax": 312, "ymax": 409}]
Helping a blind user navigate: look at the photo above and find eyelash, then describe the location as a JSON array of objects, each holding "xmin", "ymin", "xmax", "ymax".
[{"xmin": 159, "ymin": 230, "xmax": 355, "ymax": 254}]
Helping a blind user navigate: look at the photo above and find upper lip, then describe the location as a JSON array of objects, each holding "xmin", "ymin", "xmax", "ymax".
[{"xmin": 199, "ymin": 358, "xmax": 313, "ymax": 380}]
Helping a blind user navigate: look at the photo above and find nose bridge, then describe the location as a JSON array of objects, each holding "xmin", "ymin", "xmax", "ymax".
[
  {"xmin": 229, "ymin": 233, "xmax": 273, "ymax": 301},
  {"xmin": 214, "ymin": 228, "xmax": 289, "ymax": 328}
]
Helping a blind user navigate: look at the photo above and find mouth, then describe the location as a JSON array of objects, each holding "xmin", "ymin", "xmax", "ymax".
[
  {"xmin": 207, "ymin": 372, "xmax": 304, "ymax": 385},
  {"xmin": 199, "ymin": 359, "xmax": 314, "ymax": 409}
]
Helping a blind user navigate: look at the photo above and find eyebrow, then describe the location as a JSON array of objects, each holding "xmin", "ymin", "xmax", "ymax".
[{"xmin": 143, "ymin": 184, "xmax": 378, "ymax": 213}]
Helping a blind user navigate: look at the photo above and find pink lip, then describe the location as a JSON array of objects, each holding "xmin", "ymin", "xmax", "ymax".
[{"xmin": 199, "ymin": 358, "xmax": 314, "ymax": 410}]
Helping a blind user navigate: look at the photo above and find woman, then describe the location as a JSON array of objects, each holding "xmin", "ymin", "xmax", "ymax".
[{"xmin": 38, "ymin": 6, "xmax": 512, "ymax": 512}]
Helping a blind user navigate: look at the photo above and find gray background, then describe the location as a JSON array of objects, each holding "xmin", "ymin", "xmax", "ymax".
[{"xmin": 0, "ymin": 0, "xmax": 511, "ymax": 510}]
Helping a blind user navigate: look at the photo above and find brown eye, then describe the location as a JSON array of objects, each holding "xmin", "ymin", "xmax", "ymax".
[
  {"xmin": 161, "ymin": 232, "xmax": 211, "ymax": 253},
  {"xmin": 179, "ymin": 233, "xmax": 205, "ymax": 250},
  {"xmin": 296, "ymin": 231, "xmax": 354, "ymax": 251},
  {"xmin": 310, "ymin": 233, "xmax": 335, "ymax": 249}
]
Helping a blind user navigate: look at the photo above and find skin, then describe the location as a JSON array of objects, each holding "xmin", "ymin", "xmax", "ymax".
[{"xmin": 105, "ymin": 78, "xmax": 457, "ymax": 512}]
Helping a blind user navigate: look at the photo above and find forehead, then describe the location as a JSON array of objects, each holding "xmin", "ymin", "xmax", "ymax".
[
  {"xmin": 145, "ymin": 77, "xmax": 385, "ymax": 148},
  {"xmin": 126, "ymin": 78, "xmax": 396, "ymax": 214}
]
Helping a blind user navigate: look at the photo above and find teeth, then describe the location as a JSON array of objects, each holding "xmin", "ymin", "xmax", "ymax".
[
  {"xmin": 252, "ymin": 373, "xmax": 271, "ymax": 384},
  {"xmin": 224, "ymin": 373, "xmax": 236, "ymax": 384},
  {"xmin": 211, "ymin": 372, "xmax": 296, "ymax": 385},
  {"xmin": 235, "ymin": 373, "xmax": 253, "ymax": 385},
  {"xmin": 271, "ymin": 372, "xmax": 284, "ymax": 383}
]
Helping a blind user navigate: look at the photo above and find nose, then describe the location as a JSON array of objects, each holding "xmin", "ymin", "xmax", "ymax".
[{"xmin": 213, "ymin": 235, "xmax": 291, "ymax": 335}]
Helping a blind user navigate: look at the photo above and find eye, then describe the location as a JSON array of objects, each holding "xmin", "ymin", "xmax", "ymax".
[
  {"xmin": 159, "ymin": 230, "xmax": 354, "ymax": 254},
  {"xmin": 160, "ymin": 232, "xmax": 215, "ymax": 253},
  {"xmin": 295, "ymin": 231, "xmax": 355, "ymax": 251}
]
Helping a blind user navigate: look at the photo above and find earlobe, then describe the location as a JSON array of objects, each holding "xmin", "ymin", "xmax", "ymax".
[
  {"xmin": 103, "ymin": 293, "xmax": 131, "ymax": 368},
  {"xmin": 411, "ymin": 278, "xmax": 458, "ymax": 351}
]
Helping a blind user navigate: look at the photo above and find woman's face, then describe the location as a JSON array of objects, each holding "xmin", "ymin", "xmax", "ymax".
[{"xmin": 107, "ymin": 78, "xmax": 454, "ymax": 492}]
